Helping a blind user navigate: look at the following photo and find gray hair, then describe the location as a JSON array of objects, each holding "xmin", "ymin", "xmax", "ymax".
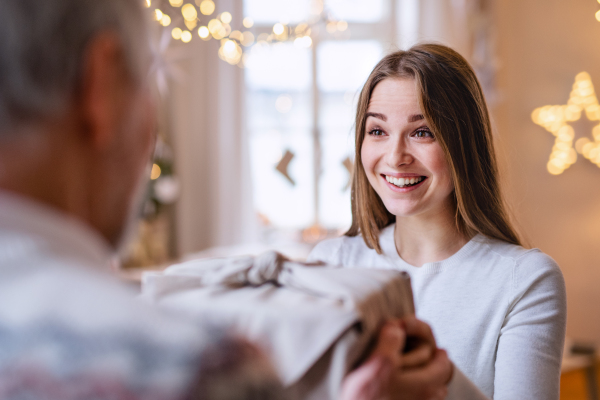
[{"xmin": 0, "ymin": 0, "xmax": 150, "ymax": 133}]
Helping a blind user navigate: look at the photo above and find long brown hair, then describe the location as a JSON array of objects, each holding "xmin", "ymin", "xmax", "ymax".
[{"xmin": 346, "ymin": 43, "xmax": 521, "ymax": 253}]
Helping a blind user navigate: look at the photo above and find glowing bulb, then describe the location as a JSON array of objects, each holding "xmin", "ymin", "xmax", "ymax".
[
  {"xmin": 220, "ymin": 12, "xmax": 232, "ymax": 24},
  {"xmin": 273, "ymin": 23, "xmax": 285, "ymax": 35},
  {"xmin": 160, "ymin": 14, "xmax": 171, "ymax": 26},
  {"xmin": 199, "ymin": 0, "xmax": 215, "ymax": 15},
  {"xmin": 145, "ymin": 0, "xmax": 151, "ymax": 7},
  {"xmin": 172, "ymin": 27, "xmax": 182, "ymax": 40},
  {"xmin": 151, "ymin": 164, "xmax": 162, "ymax": 180},
  {"xmin": 243, "ymin": 17, "xmax": 254, "ymax": 28},
  {"xmin": 169, "ymin": 0, "xmax": 183, "ymax": 6},
  {"xmin": 181, "ymin": 30, "xmax": 192, "ymax": 43},
  {"xmin": 223, "ymin": 39, "xmax": 236, "ymax": 54},
  {"xmin": 596, "ymin": 10, "xmax": 600, "ymax": 22},
  {"xmin": 198, "ymin": 26, "xmax": 210, "ymax": 39},
  {"xmin": 337, "ymin": 20, "xmax": 348, "ymax": 31},
  {"xmin": 182, "ymin": 4, "xmax": 198, "ymax": 21},
  {"xmin": 154, "ymin": 9, "xmax": 163, "ymax": 21}
]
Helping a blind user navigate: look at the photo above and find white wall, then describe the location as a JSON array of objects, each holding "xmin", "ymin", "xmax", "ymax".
[{"xmin": 494, "ymin": 0, "xmax": 600, "ymax": 345}]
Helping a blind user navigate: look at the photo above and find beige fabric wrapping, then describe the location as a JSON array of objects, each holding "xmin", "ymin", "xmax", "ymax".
[{"xmin": 141, "ymin": 251, "xmax": 414, "ymax": 400}]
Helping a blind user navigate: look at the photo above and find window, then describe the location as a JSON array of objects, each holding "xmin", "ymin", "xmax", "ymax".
[{"xmin": 244, "ymin": 0, "xmax": 397, "ymax": 234}]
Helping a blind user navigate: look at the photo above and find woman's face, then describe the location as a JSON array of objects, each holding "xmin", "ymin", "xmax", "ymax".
[{"xmin": 361, "ymin": 78, "xmax": 454, "ymax": 219}]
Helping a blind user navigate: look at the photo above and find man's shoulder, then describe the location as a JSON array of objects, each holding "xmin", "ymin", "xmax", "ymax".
[{"xmin": 0, "ymin": 262, "xmax": 208, "ymax": 399}]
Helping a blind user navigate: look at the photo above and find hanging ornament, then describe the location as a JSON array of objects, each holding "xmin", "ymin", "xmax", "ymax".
[
  {"xmin": 532, "ymin": 72, "xmax": 600, "ymax": 175},
  {"xmin": 275, "ymin": 149, "xmax": 296, "ymax": 185},
  {"xmin": 342, "ymin": 156, "xmax": 353, "ymax": 191}
]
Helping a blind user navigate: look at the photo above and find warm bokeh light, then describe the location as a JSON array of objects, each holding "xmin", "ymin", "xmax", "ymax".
[
  {"xmin": 220, "ymin": 12, "xmax": 232, "ymax": 24},
  {"xmin": 182, "ymin": 4, "xmax": 197, "ymax": 21},
  {"xmin": 172, "ymin": 27, "xmax": 182, "ymax": 40},
  {"xmin": 181, "ymin": 30, "xmax": 193, "ymax": 43},
  {"xmin": 229, "ymin": 30, "xmax": 243, "ymax": 41},
  {"xmin": 275, "ymin": 94, "xmax": 293, "ymax": 113},
  {"xmin": 273, "ymin": 23, "xmax": 285, "ymax": 35},
  {"xmin": 596, "ymin": 9, "xmax": 600, "ymax": 22},
  {"xmin": 199, "ymin": 0, "xmax": 215, "ymax": 15},
  {"xmin": 294, "ymin": 35, "xmax": 312, "ymax": 48},
  {"xmin": 151, "ymin": 164, "xmax": 162, "ymax": 180},
  {"xmin": 337, "ymin": 20, "xmax": 348, "ymax": 31},
  {"xmin": 532, "ymin": 72, "xmax": 600, "ymax": 174},
  {"xmin": 169, "ymin": 0, "xmax": 183, "ymax": 7},
  {"xmin": 218, "ymin": 39, "xmax": 242, "ymax": 65},
  {"xmin": 198, "ymin": 26, "xmax": 210, "ymax": 39},
  {"xmin": 208, "ymin": 18, "xmax": 222, "ymax": 34},
  {"xmin": 243, "ymin": 17, "xmax": 254, "ymax": 28},
  {"xmin": 154, "ymin": 9, "xmax": 163, "ymax": 21},
  {"xmin": 145, "ymin": 0, "xmax": 151, "ymax": 8},
  {"xmin": 240, "ymin": 31, "xmax": 255, "ymax": 47},
  {"xmin": 326, "ymin": 21, "xmax": 337, "ymax": 33},
  {"xmin": 160, "ymin": 14, "xmax": 171, "ymax": 27}
]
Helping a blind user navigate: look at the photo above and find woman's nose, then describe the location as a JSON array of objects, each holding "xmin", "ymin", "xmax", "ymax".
[{"xmin": 385, "ymin": 136, "xmax": 413, "ymax": 167}]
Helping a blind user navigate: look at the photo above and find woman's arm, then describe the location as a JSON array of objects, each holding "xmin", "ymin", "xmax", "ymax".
[{"xmin": 492, "ymin": 252, "xmax": 567, "ymax": 399}]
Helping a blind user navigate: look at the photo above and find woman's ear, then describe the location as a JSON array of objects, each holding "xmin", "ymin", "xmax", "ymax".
[{"xmin": 77, "ymin": 32, "xmax": 130, "ymax": 150}]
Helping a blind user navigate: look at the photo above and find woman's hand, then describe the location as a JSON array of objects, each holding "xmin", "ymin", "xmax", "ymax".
[{"xmin": 341, "ymin": 317, "xmax": 453, "ymax": 400}]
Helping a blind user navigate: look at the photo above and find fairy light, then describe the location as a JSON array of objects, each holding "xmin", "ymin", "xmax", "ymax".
[
  {"xmin": 181, "ymin": 30, "xmax": 192, "ymax": 43},
  {"xmin": 199, "ymin": 0, "xmax": 215, "ymax": 15},
  {"xmin": 273, "ymin": 23, "xmax": 285, "ymax": 35},
  {"xmin": 532, "ymin": 72, "xmax": 600, "ymax": 174},
  {"xmin": 151, "ymin": 164, "xmax": 162, "ymax": 180},
  {"xmin": 182, "ymin": 3, "xmax": 197, "ymax": 21},
  {"xmin": 171, "ymin": 27, "xmax": 182, "ymax": 40},
  {"xmin": 198, "ymin": 26, "xmax": 210, "ymax": 39},
  {"xmin": 169, "ymin": 0, "xmax": 183, "ymax": 7},
  {"xmin": 243, "ymin": 17, "xmax": 254, "ymax": 28},
  {"xmin": 145, "ymin": 0, "xmax": 151, "ymax": 8},
  {"xmin": 220, "ymin": 12, "xmax": 232, "ymax": 24},
  {"xmin": 160, "ymin": 14, "xmax": 171, "ymax": 27},
  {"xmin": 154, "ymin": 9, "xmax": 163, "ymax": 21}
]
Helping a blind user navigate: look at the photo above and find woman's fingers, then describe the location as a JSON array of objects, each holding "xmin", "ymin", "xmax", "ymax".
[
  {"xmin": 340, "ymin": 357, "xmax": 393, "ymax": 400},
  {"xmin": 402, "ymin": 316, "xmax": 436, "ymax": 347},
  {"xmin": 391, "ymin": 348, "xmax": 453, "ymax": 400},
  {"xmin": 371, "ymin": 320, "xmax": 406, "ymax": 368},
  {"xmin": 401, "ymin": 341, "xmax": 434, "ymax": 368}
]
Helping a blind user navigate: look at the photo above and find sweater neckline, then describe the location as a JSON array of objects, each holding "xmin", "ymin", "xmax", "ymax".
[{"xmin": 379, "ymin": 223, "xmax": 484, "ymax": 274}]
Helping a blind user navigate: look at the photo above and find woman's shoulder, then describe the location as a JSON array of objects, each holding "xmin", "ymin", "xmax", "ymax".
[
  {"xmin": 307, "ymin": 231, "xmax": 387, "ymax": 268},
  {"xmin": 477, "ymin": 235, "xmax": 565, "ymax": 294}
]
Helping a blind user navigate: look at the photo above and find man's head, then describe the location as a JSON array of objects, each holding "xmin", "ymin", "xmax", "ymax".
[{"xmin": 0, "ymin": 0, "xmax": 156, "ymax": 249}]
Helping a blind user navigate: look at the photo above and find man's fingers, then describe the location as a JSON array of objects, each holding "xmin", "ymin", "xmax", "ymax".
[{"xmin": 397, "ymin": 348, "xmax": 452, "ymax": 388}]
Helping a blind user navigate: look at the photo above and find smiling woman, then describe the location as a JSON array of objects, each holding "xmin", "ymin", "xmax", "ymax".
[{"xmin": 308, "ymin": 44, "xmax": 567, "ymax": 400}]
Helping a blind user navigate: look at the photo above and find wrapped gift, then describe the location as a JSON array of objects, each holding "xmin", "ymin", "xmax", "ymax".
[{"xmin": 141, "ymin": 251, "xmax": 414, "ymax": 400}]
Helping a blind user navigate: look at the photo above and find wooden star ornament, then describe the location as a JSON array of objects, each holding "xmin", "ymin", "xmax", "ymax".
[{"xmin": 531, "ymin": 72, "xmax": 600, "ymax": 175}]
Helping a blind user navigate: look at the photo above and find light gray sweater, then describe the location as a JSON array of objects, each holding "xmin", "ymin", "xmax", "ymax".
[{"xmin": 307, "ymin": 224, "xmax": 567, "ymax": 400}]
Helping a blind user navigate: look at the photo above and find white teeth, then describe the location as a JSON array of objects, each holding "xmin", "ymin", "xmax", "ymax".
[{"xmin": 385, "ymin": 175, "xmax": 423, "ymax": 188}]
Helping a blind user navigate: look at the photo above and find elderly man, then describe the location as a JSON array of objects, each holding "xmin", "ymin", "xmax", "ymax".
[{"xmin": 0, "ymin": 0, "xmax": 451, "ymax": 399}]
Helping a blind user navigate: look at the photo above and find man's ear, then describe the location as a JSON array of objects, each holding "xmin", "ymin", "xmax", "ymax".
[{"xmin": 78, "ymin": 32, "xmax": 129, "ymax": 150}]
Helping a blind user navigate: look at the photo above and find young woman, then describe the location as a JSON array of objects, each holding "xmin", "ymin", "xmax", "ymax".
[{"xmin": 308, "ymin": 44, "xmax": 567, "ymax": 399}]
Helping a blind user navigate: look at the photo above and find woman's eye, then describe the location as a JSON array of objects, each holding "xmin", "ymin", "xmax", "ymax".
[
  {"xmin": 368, "ymin": 129, "xmax": 384, "ymax": 136},
  {"xmin": 414, "ymin": 129, "xmax": 433, "ymax": 138}
]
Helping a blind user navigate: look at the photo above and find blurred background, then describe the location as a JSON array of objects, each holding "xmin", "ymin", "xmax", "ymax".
[{"xmin": 124, "ymin": 0, "xmax": 600, "ymax": 397}]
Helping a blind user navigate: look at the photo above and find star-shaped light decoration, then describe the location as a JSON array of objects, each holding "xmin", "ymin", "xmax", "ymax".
[{"xmin": 531, "ymin": 72, "xmax": 600, "ymax": 175}]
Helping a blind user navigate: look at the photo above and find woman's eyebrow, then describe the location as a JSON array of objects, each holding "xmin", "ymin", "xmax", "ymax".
[
  {"xmin": 365, "ymin": 112, "xmax": 387, "ymax": 121},
  {"xmin": 408, "ymin": 114, "xmax": 424, "ymax": 122}
]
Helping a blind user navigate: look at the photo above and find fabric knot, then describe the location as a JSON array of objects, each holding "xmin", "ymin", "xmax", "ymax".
[{"xmin": 246, "ymin": 251, "xmax": 289, "ymax": 286}]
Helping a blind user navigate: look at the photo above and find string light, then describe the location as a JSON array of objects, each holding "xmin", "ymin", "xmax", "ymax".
[
  {"xmin": 148, "ymin": 0, "xmax": 347, "ymax": 67},
  {"xmin": 532, "ymin": 72, "xmax": 600, "ymax": 174}
]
